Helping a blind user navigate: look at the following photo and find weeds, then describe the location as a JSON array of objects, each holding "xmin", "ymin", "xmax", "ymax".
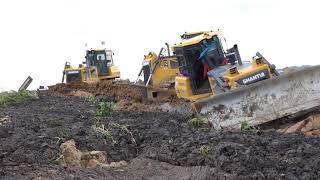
[
  {"xmin": 94, "ymin": 124, "xmax": 116, "ymax": 144},
  {"xmin": 0, "ymin": 90, "xmax": 36, "ymax": 107},
  {"xmin": 96, "ymin": 102, "xmax": 114, "ymax": 117},
  {"xmin": 199, "ymin": 145, "xmax": 210, "ymax": 155},
  {"xmin": 111, "ymin": 123, "xmax": 136, "ymax": 144},
  {"xmin": 87, "ymin": 96, "xmax": 98, "ymax": 105},
  {"xmin": 86, "ymin": 96, "xmax": 114, "ymax": 117},
  {"xmin": 189, "ymin": 117, "xmax": 211, "ymax": 128},
  {"xmin": 240, "ymin": 121, "xmax": 257, "ymax": 133}
]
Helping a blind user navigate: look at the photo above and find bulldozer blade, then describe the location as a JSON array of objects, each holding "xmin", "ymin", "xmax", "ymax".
[
  {"xmin": 128, "ymin": 84, "xmax": 148, "ymax": 101},
  {"xmin": 193, "ymin": 65, "xmax": 320, "ymax": 129}
]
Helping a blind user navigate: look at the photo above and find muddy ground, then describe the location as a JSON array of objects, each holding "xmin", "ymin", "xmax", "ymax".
[{"xmin": 1, "ymin": 94, "xmax": 320, "ymax": 179}]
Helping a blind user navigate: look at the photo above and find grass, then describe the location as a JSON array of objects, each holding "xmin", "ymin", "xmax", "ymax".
[
  {"xmin": 111, "ymin": 123, "xmax": 136, "ymax": 144},
  {"xmin": 240, "ymin": 121, "xmax": 257, "ymax": 133},
  {"xmin": 96, "ymin": 102, "xmax": 114, "ymax": 117},
  {"xmin": 94, "ymin": 124, "xmax": 116, "ymax": 144},
  {"xmin": 86, "ymin": 96, "xmax": 114, "ymax": 117},
  {"xmin": 0, "ymin": 90, "xmax": 36, "ymax": 107},
  {"xmin": 188, "ymin": 117, "xmax": 212, "ymax": 128}
]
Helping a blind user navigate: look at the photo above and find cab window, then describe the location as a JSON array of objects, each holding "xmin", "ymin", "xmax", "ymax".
[
  {"xmin": 96, "ymin": 54, "xmax": 106, "ymax": 61},
  {"xmin": 106, "ymin": 52, "xmax": 114, "ymax": 65}
]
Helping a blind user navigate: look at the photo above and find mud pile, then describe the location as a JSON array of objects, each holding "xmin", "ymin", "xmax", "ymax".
[
  {"xmin": 1, "ymin": 95, "xmax": 320, "ymax": 179},
  {"xmin": 47, "ymin": 81, "xmax": 188, "ymax": 113},
  {"xmin": 48, "ymin": 80, "xmax": 144, "ymax": 102}
]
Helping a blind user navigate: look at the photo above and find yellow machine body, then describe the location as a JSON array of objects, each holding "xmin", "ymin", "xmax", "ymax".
[
  {"xmin": 63, "ymin": 63, "xmax": 87, "ymax": 83},
  {"xmin": 175, "ymin": 75, "xmax": 213, "ymax": 101},
  {"xmin": 173, "ymin": 31, "xmax": 220, "ymax": 48},
  {"xmin": 143, "ymin": 52, "xmax": 179, "ymax": 88},
  {"xmin": 63, "ymin": 49, "xmax": 120, "ymax": 84},
  {"xmin": 175, "ymin": 56, "xmax": 274, "ymax": 101},
  {"xmin": 223, "ymin": 59, "xmax": 272, "ymax": 90},
  {"xmin": 173, "ymin": 30, "xmax": 277, "ymax": 101}
]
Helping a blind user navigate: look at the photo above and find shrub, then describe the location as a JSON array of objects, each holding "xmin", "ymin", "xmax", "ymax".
[
  {"xmin": 199, "ymin": 145, "xmax": 210, "ymax": 155},
  {"xmin": 96, "ymin": 101, "xmax": 114, "ymax": 117},
  {"xmin": 240, "ymin": 121, "xmax": 257, "ymax": 133},
  {"xmin": 0, "ymin": 90, "xmax": 35, "ymax": 107},
  {"xmin": 188, "ymin": 117, "xmax": 212, "ymax": 128}
]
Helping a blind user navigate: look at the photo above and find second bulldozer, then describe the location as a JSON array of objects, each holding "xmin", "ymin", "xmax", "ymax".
[{"xmin": 135, "ymin": 43, "xmax": 179, "ymax": 99}]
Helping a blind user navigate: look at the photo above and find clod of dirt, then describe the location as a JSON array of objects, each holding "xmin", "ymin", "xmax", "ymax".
[
  {"xmin": 59, "ymin": 139, "xmax": 82, "ymax": 167},
  {"xmin": 282, "ymin": 114, "xmax": 320, "ymax": 135},
  {"xmin": 59, "ymin": 139, "xmax": 126, "ymax": 170},
  {"xmin": 81, "ymin": 150, "xmax": 108, "ymax": 168}
]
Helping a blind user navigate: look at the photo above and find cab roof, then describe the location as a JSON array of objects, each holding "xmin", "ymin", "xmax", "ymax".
[
  {"xmin": 88, "ymin": 48, "xmax": 113, "ymax": 53},
  {"xmin": 173, "ymin": 31, "xmax": 220, "ymax": 48},
  {"xmin": 181, "ymin": 31, "xmax": 212, "ymax": 36}
]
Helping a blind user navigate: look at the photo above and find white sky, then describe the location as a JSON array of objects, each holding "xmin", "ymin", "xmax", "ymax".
[{"xmin": 0, "ymin": 0, "xmax": 319, "ymax": 91}]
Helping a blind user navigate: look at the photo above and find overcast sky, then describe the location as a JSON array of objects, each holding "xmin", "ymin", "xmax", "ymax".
[{"xmin": 0, "ymin": 0, "xmax": 319, "ymax": 91}]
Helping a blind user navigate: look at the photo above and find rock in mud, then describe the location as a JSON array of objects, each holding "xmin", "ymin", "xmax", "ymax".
[
  {"xmin": 81, "ymin": 150, "xmax": 108, "ymax": 168},
  {"xmin": 59, "ymin": 139, "xmax": 82, "ymax": 167}
]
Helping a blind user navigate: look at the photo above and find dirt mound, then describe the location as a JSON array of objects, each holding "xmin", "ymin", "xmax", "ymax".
[
  {"xmin": 114, "ymin": 99, "xmax": 160, "ymax": 112},
  {"xmin": 1, "ymin": 95, "xmax": 320, "ymax": 179},
  {"xmin": 47, "ymin": 81, "xmax": 188, "ymax": 113},
  {"xmin": 48, "ymin": 81, "xmax": 144, "ymax": 102}
]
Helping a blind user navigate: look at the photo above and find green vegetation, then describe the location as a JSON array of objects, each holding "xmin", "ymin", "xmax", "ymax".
[
  {"xmin": 240, "ymin": 121, "xmax": 257, "ymax": 133},
  {"xmin": 199, "ymin": 145, "xmax": 210, "ymax": 155},
  {"xmin": 87, "ymin": 96, "xmax": 98, "ymax": 105},
  {"xmin": 86, "ymin": 96, "xmax": 114, "ymax": 117},
  {"xmin": 188, "ymin": 117, "xmax": 211, "ymax": 128},
  {"xmin": 96, "ymin": 102, "xmax": 114, "ymax": 117},
  {"xmin": 0, "ymin": 90, "xmax": 36, "ymax": 107},
  {"xmin": 94, "ymin": 124, "xmax": 116, "ymax": 144}
]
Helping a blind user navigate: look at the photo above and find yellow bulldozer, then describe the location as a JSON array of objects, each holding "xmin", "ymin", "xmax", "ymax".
[
  {"xmin": 173, "ymin": 31, "xmax": 279, "ymax": 101},
  {"xmin": 168, "ymin": 31, "xmax": 320, "ymax": 130},
  {"xmin": 134, "ymin": 32, "xmax": 215, "ymax": 99},
  {"xmin": 135, "ymin": 43, "xmax": 180, "ymax": 99},
  {"xmin": 134, "ymin": 30, "xmax": 320, "ymax": 130},
  {"xmin": 62, "ymin": 49, "xmax": 120, "ymax": 83}
]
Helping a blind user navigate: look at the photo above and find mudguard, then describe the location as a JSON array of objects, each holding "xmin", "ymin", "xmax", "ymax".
[{"xmin": 193, "ymin": 65, "xmax": 320, "ymax": 129}]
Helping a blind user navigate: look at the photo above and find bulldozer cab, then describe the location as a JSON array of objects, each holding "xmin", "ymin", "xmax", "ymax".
[
  {"xmin": 173, "ymin": 32, "xmax": 226, "ymax": 95},
  {"xmin": 85, "ymin": 49, "xmax": 113, "ymax": 77}
]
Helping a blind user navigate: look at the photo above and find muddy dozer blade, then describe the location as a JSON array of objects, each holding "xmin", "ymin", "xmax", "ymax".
[
  {"xmin": 129, "ymin": 84, "xmax": 176, "ymax": 101},
  {"xmin": 128, "ymin": 84, "xmax": 148, "ymax": 100},
  {"xmin": 193, "ymin": 65, "xmax": 320, "ymax": 129}
]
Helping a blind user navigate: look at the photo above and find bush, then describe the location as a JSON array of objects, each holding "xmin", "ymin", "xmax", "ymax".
[
  {"xmin": 199, "ymin": 145, "xmax": 210, "ymax": 155},
  {"xmin": 0, "ymin": 90, "xmax": 36, "ymax": 107},
  {"xmin": 188, "ymin": 117, "xmax": 212, "ymax": 128},
  {"xmin": 86, "ymin": 96, "xmax": 114, "ymax": 117},
  {"xmin": 240, "ymin": 121, "xmax": 257, "ymax": 133},
  {"xmin": 96, "ymin": 101, "xmax": 114, "ymax": 117}
]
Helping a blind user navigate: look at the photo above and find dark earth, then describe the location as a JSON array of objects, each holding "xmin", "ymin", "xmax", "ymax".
[{"xmin": 1, "ymin": 94, "xmax": 320, "ymax": 179}]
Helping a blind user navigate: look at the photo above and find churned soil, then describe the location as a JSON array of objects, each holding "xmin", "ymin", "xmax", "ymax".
[
  {"xmin": 48, "ymin": 81, "xmax": 145, "ymax": 103},
  {"xmin": 1, "ymin": 95, "xmax": 320, "ymax": 179}
]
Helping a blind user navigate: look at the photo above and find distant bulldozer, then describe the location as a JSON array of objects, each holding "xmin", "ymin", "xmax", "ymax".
[{"xmin": 62, "ymin": 49, "xmax": 120, "ymax": 84}]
